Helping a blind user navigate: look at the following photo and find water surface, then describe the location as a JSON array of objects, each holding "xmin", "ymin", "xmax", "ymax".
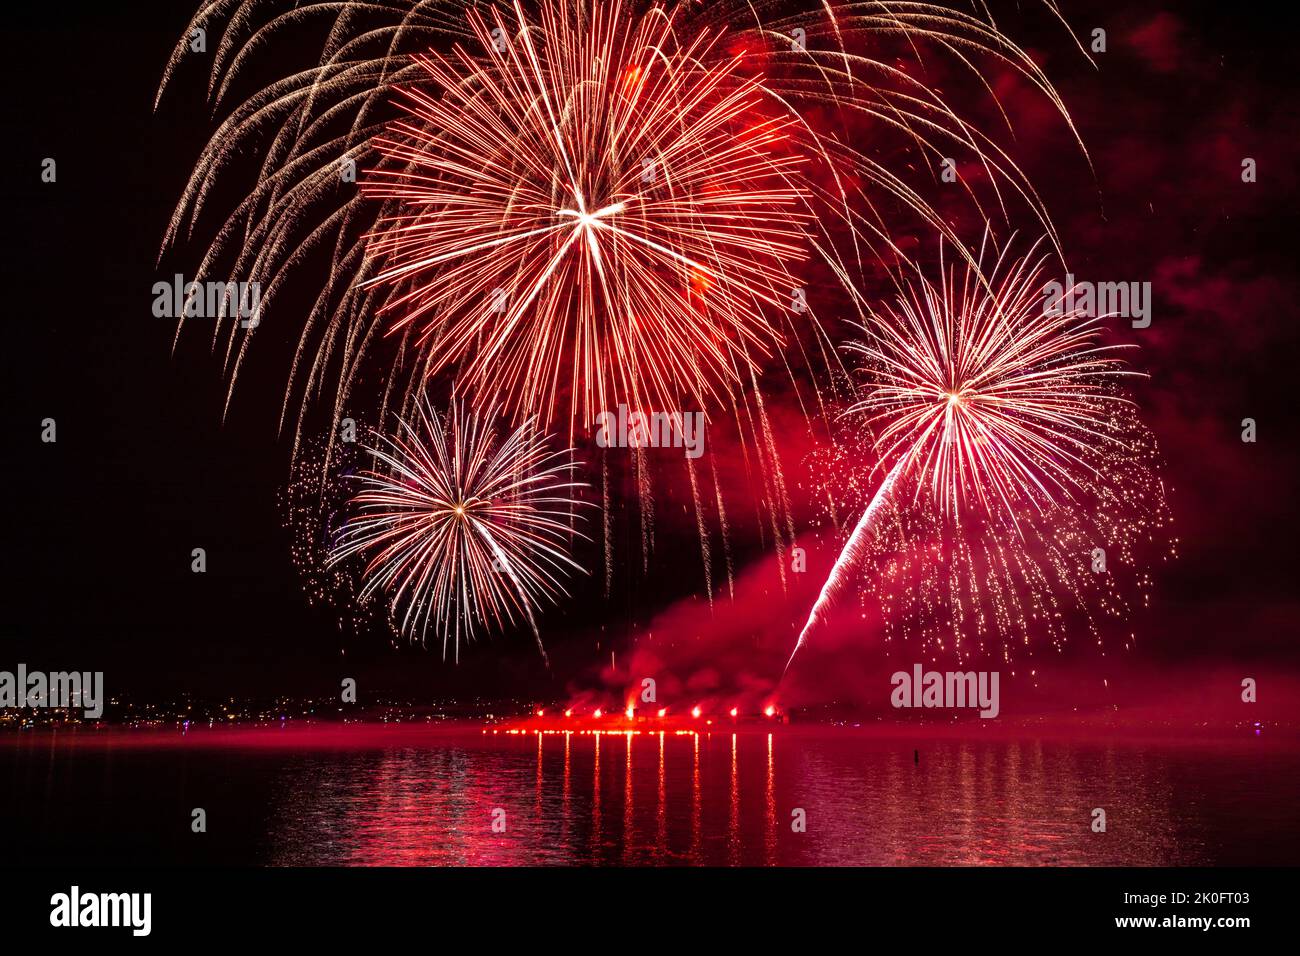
[{"xmin": 3, "ymin": 726, "xmax": 1295, "ymax": 865}]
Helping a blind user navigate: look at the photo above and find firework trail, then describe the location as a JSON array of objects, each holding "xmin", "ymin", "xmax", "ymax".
[
  {"xmin": 328, "ymin": 396, "xmax": 589, "ymax": 662},
  {"xmin": 158, "ymin": 0, "xmax": 1089, "ymax": 595},
  {"xmin": 786, "ymin": 234, "xmax": 1158, "ymax": 670},
  {"xmin": 785, "ymin": 456, "xmax": 903, "ymax": 672}
]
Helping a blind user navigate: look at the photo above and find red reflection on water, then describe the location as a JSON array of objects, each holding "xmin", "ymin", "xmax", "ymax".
[{"xmin": 10, "ymin": 724, "xmax": 1297, "ymax": 865}]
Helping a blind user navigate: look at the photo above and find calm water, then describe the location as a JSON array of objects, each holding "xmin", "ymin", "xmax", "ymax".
[{"xmin": 3, "ymin": 727, "xmax": 1296, "ymax": 865}]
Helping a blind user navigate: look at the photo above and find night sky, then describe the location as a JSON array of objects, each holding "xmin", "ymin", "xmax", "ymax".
[{"xmin": 3, "ymin": 0, "xmax": 1297, "ymax": 713}]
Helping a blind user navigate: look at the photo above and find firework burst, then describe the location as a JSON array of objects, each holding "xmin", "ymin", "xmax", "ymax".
[
  {"xmin": 788, "ymin": 235, "xmax": 1173, "ymax": 669},
  {"xmin": 850, "ymin": 234, "xmax": 1139, "ymax": 521},
  {"xmin": 328, "ymin": 396, "xmax": 589, "ymax": 662},
  {"xmin": 363, "ymin": 0, "xmax": 812, "ymax": 429}
]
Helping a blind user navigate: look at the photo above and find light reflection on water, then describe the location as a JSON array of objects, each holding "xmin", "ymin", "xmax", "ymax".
[{"xmin": 259, "ymin": 732, "xmax": 1297, "ymax": 866}]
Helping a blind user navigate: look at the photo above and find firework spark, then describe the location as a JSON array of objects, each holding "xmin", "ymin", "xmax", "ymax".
[
  {"xmin": 328, "ymin": 396, "xmax": 588, "ymax": 662},
  {"xmin": 788, "ymin": 235, "xmax": 1166, "ymax": 669}
]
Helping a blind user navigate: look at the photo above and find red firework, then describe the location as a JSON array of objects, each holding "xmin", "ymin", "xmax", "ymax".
[{"xmin": 363, "ymin": 0, "xmax": 810, "ymax": 429}]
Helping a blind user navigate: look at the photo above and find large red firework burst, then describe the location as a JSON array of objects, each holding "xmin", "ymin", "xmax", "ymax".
[{"xmin": 364, "ymin": 0, "xmax": 811, "ymax": 428}]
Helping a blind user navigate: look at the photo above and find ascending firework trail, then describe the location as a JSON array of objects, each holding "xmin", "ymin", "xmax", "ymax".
[{"xmin": 785, "ymin": 457, "xmax": 906, "ymax": 674}]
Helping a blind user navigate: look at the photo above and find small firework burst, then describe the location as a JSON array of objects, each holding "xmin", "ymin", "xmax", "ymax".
[
  {"xmin": 847, "ymin": 235, "xmax": 1139, "ymax": 522},
  {"xmin": 789, "ymin": 235, "xmax": 1175, "ymax": 668},
  {"xmin": 328, "ymin": 397, "xmax": 589, "ymax": 662}
]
